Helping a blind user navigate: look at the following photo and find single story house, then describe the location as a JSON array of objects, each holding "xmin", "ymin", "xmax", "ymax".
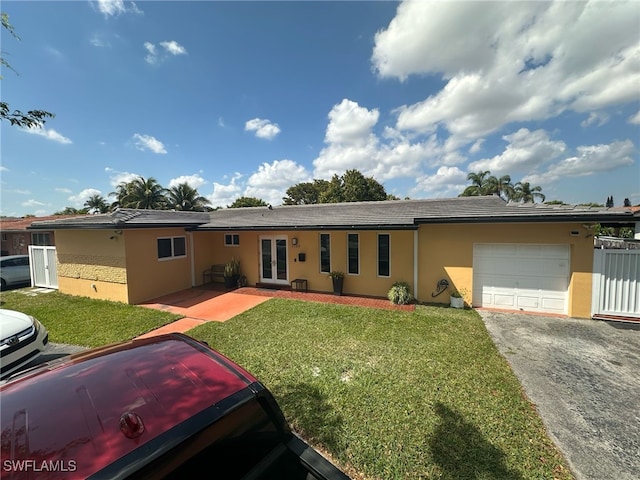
[{"xmin": 29, "ymin": 196, "xmax": 638, "ymax": 319}]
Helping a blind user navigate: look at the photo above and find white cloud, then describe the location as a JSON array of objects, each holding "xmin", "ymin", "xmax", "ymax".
[
  {"xmin": 245, "ymin": 160, "xmax": 310, "ymax": 205},
  {"xmin": 525, "ymin": 139, "xmax": 636, "ymax": 185},
  {"xmin": 132, "ymin": 133, "xmax": 167, "ymax": 154},
  {"xmin": 168, "ymin": 174, "xmax": 207, "ymax": 189},
  {"xmin": 581, "ymin": 112, "xmax": 610, "ymax": 128},
  {"xmin": 209, "ymin": 173, "xmax": 244, "ymax": 208},
  {"xmin": 218, "ymin": 117, "xmax": 226, "ymax": 128},
  {"xmin": 373, "ymin": 0, "xmax": 640, "ymax": 148},
  {"xmin": 245, "ymin": 118, "xmax": 281, "ymax": 140},
  {"xmin": 55, "ymin": 188, "xmax": 72, "ymax": 194},
  {"xmin": 411, "ymin": 166, "xmax": 468, "ymax": 198},
  {"xmin": 325, "ymin": 99, "xmax": 379, "ymax": 145},
  {"xmin": 90, "ymin": 34, "xmax": 111, "ymax": 48},
  {"xmin": 21, "ymin": 199, "xmax": 46, "ymax": 208},
  {"xmin": 469, "ymin": 129, "xmax": 566, "ymax": 175},
  {"xmin": 160, "ymin": 40, "xmax": 187, "ymax": 56},
  {"xmin": 144, "ymin": 40, "xmax": 187, "ymax": 64},
  {"xmin": 0, "ymin": 166, "xmax": 8, "ymax": 172},
  {"xmin": 21, "ymin": 126, "xmax": 72, "ymax": 144},
  {"xmin": 68, "ymin": 188, "xmax": 102, "ymax": 208},
  {"xmin": 95, "ymin": 0, "xmax": 142, "ymax": 17},
  {"xmin": 105, "ymin": 168, "xmax": 140, "ymax": 188},
  {"xmin": 313, "ymin": 99, "xmax": 443, "ymax": 182},
  {"xmin": 629, "ymin": 111, "xmax": 640, "ymax": 125}
]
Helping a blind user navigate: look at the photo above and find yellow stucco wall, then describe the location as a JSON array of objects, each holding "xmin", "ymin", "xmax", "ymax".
[
  {"xmin": 417, "ymin": 222, "xmax": 594, "ymax": 318},
  {"xmin": 55, "ymin": 228, "xmax": 193, "ymax": 304},
  {"xmin": 55, "ymin": 229, "xmax": 129, "ymax": 302},
  {"xmin": 124, "ymin": 228, "xmax": 193, "ymax": 304},
  {"xmin": 193, "ymin": 229, "xmax": 415, "ymax": 297}
]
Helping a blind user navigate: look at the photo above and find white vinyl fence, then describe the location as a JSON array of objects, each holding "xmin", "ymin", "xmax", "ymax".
[
  {"xmin": 592, "ymin": 249, "xmax": 640, "ymax": 318},
  {"xmin": 28, "ymin": 246, "xmax": 58, "ymax": 289}
]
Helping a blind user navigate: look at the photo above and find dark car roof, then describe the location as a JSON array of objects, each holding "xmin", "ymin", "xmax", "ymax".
[{"xmin": 0, "ymin": 334, "xmax": 258, "ymax": 479}]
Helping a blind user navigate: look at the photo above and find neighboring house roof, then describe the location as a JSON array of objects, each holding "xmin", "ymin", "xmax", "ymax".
[
  {"xmin": 29, "ymin": 209, "xmax": 211, "ymax": 230},
  {"xmin": 28, "ymin": 197, "xmax": 637, "ymax": 231},
  {"xmin": 0, "ymin": 215, "xmax": 85, "ymax": 232}
]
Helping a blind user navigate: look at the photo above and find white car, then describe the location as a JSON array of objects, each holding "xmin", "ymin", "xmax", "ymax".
[
  {"xmin": 0, "ymin": 255, "xmax": 31, "ymax": 290},
  {"xmin": 0, "ymin": 309, "xmax": 49, "ymax": 379}
]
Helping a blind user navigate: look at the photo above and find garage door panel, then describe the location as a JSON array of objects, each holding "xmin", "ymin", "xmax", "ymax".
[{"xmin": 473, "ymin": 244, "xmax": 569, "ymax": 314}]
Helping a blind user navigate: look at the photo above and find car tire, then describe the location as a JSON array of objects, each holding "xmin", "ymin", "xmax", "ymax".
[{"xmin": 0, "ymin": 278, "xmax": 6, "ymax": 291}]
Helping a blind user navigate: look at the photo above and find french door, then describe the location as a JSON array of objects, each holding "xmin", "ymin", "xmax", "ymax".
[{"xmin": 260, "ymin": 236, "xmax": 288, "ymax": 284}]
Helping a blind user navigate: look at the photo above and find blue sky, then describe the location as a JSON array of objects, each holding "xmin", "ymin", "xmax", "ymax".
[{"xmin": 1, "ymin": 0, "xmax": 638, "ymax": 217}]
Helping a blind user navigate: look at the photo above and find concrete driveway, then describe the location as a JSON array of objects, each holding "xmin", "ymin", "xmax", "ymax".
[{"xmin": 480, "ymin": 311, "xmax": 640, "ymax": 480}]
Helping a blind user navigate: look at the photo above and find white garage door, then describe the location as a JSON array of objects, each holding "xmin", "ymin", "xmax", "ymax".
[{"xmin": 473, "ymin": 244, "xmax": 569, "ymax": 314}]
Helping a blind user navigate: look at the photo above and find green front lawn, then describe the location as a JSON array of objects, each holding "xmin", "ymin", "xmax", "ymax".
[
  {"xmin": 189, "ymin": 299, "xmax": 573, "ymax": 480},
  {"xmin": 0, "ymin": 289, "xmax": 573, "ymax": 479},
  {"xmin": 0, "ymin": 290, "xmax": 181, "ymax": 346}
]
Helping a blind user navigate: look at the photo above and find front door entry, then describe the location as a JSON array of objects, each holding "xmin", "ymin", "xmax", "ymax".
[{"xmin": 260, "ymin": 236, "xmax": 288, "ymax": 284}]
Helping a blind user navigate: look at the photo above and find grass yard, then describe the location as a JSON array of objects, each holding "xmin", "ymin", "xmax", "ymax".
[
  {"xmin": 189, "ymin": 299, "xmax": 574, "ymax": 480},
  {"xmin": 0, "ymin": 289, "xmax": 573, "ymax": 479},
  {"xmin": 0, "ymin": 289, "xmax": 181, "ymax": 346}
]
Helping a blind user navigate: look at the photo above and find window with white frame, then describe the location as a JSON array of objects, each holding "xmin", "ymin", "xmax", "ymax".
[
  {"xmin": 378, "ymin": 233, "xmax": 390, "ymax": 277},
  {"xmin": 224, "ymin": 233, "xmax": 240, "ymax": 246},
  {"xmin": 157, "ymin": 236, "xmax": 187, "ymax": 260},
  {"xmin": 320, "ymin": 233, "xmax": 331, "ymax": 273},
  {"xmin": 347, "ymin": 233, "xmax": 359, "ymax": 275}
]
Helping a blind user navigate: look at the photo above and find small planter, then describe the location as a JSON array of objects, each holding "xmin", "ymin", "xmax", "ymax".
[
  {"xmin": 329, "ymin": 271, "xmax": 344, "ymax": 296},
  {"xmin": 224, "ymin": 276, "xmax": 235, "ymax": 289},
  {"xmin": 332, "ymin": 276, "xmax": 344, "ymax": 296},
  {"xmin": 450, "ymin": 296, "xmax": 464, "ymax": 309}
]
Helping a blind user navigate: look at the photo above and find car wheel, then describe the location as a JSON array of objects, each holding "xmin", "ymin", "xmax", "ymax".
[{"xmin": 0, "ymin": 278, "xmax": 6, "ymax": 290}]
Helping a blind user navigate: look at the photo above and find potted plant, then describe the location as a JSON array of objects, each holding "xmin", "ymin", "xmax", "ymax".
[
  {"xmin": 449, "ymin": 288, "xmax": 465, "ymax": 309},
  {"xmin": 223, "ymin": 262, "xmax": 235, "ymax": 288},
  {"xmin": 328, "ymin": 271, "xmax": 344, "ymax": 296},
  {"xmin": 229, "ymin": 257, "xmax": 241, "ymax": 286}
]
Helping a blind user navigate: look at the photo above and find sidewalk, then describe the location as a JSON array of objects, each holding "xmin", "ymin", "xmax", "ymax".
[{"xmin": 137, "ymin": 285, "xmax": 414, "ymax": 338}]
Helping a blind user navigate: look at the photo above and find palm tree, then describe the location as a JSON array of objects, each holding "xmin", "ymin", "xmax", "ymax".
[
  {"xmin": 513, "ymin": 182, "xmax": 545, "ymax": 203},
  {"xmin": 459, "ymin": 171, "xmax": 491, "ymax": 197},
  {"xmin": 167, "ymin": 183, "xmax": 211, "ymax": 211},
  {"xmin": 111, "ymin": 176, "xmax": 168, "ymax": 210},
  {"xmin": 84, "ymin": 194, "xmax": 110, "ymax": 214},
  {"xmin": 486, "ymin": 174, "xmax": 515, "ymax": 201}
]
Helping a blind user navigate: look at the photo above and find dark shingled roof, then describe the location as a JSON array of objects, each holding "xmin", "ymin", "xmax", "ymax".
[
  {"xmin": 28, "ymin": 197, "xmax": 636, "ymax": 231},
  {"xmin": 29, "ymin": 209, "xmax": 210, "ymax": 230}
]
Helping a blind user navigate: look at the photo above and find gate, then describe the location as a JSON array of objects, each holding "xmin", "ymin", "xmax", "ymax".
[
  {"xmin": 592, "ymin": 249, "xmax": 640, "ymax": 318},
  {"xmin": 28, "ymin": 246, "xmax": 58, "ymax": 289}
]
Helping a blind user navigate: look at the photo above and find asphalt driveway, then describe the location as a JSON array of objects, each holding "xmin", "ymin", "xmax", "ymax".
[{"xmin": 480, "ymin": 311, "xmax": 640, "ymax": 480}]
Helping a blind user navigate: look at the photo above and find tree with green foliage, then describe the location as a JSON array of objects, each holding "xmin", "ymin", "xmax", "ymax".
[
  {"xmin": 285, "ymin": 169, "xmax": 388, "ymax": 204},
  {"xmin": 167, "ymin": 183, "xmax": 211, "ymax": 211},
  {"xmin": 84, "ymin": 194, "xmax": 110, "ymax": 214},
  {"xmin": 111, "ymin": 176, "xmax": 168, "ymax": 210},
  {"xmin": 460, "ymin": 171, "xmax": 545, "ymax": 203},
  {"xmin": 513, "ymin": 181, "xmax": 545, "ymax": 203},
  {"xmin": 54, "ymin": 207, "xmax": 87, "ymax": 215},
  {"xmin": 485, "ymin": 174, "xmax": 514, "ymax": 201},
  {"xmin": 282, "ymin": 179, "xmax": 330, "ymax": 205},
  {"xmin": 1, "ymin": 13, "xmax": 54, "ymax": 129},
  {"xmin": 459, "ymin": 171, "xmax": 492, "ymax": 197},
  {"xmin": 228, "ymin": 196, "xmax": 268, "ymax": 208}
]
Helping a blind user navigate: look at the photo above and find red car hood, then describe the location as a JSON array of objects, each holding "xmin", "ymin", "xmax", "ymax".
[{"xmin": 0, "ymin": 334, "xmax": 257, "ymax": 479}]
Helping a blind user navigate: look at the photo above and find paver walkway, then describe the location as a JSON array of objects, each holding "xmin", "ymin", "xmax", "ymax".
[{"xmin": 138, "ymin": 285, "xmax": 414, "ymax": 338}]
